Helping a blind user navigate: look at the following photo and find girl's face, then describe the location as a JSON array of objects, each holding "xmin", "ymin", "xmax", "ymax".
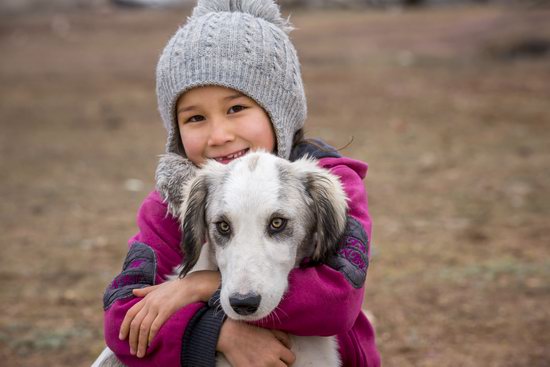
[{"xmin": 176, "ymin": 85, "xmax": 276, "ymax": 166}]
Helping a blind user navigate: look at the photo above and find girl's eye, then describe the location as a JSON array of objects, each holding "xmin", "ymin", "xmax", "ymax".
[
  {"xmin": 228, "ymin": 105, "xmax": 246, "ymax": 114},
  {"xmin": 216, "ymin": 221, "xmax": 231, "ymax": 235},
  {"xmin": 269, "ymin": 218, "xmax": 287, "ymax": 233},
  {"xmin": 187, "ymin": 115, "xmax": 205, "ymax": 123}
]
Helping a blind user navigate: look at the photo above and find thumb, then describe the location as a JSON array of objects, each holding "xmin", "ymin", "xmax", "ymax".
[{"xmin": 132, "ymin": 285, "xmax": 159, "ymax": 297}]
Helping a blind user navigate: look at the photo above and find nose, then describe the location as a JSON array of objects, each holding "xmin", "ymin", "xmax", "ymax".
[
  {"xmin": 229, "ymin": 293, "xmax": 262, "ymax": 315},
  {"xmin": 207, "ymin": 117, "xmax": 234, "ymax": 146}
]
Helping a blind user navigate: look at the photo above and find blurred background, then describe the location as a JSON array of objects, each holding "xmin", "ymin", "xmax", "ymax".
[{"xmin": 1, "ymin": 0, "xmax": 549, "ymax": 366}]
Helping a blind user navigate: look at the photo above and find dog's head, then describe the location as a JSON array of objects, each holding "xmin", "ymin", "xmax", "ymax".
[{"xmin": 179, "ymin": 151, "xmax": 348, "ymax": 321}]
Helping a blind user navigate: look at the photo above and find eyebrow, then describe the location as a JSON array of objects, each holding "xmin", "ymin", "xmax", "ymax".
[
  {"xmin": 177, "ymin": 93, "xmax": 246, "ymax": 115},
  {"xmin": 224, "ymin": 92, "xmax": 245, "ymax": 100},
  {"xmin": 177, "ymin": 105, "xmax": 198, "ymax": 114}
]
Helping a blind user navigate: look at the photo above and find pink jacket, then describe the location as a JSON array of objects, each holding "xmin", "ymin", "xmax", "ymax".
[{"xmin": 103, "ymin": 144, "xmax": 380, "ymax": 367}]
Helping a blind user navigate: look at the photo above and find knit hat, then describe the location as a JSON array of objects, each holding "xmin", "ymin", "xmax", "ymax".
[{"xmin": 156, "ymin": 0, "xmax": 307, "ymax": 160}]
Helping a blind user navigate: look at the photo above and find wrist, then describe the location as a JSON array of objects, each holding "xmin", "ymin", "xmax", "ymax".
[
  {"xmin": 217, "ymin": 318, "xmax": 236, "ymax": 353},
  {"xmin": 187, "ymin": 271, "xmax": 221, "ymax": 303},
  {"xmin": 203, "ymin": 271, "xmax": 221, "ymax": 302}
]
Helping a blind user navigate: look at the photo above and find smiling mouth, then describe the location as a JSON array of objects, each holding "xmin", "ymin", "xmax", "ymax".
[{"xmin": 213, "ymin": 148, "xmax": 249, "ymax": 163}]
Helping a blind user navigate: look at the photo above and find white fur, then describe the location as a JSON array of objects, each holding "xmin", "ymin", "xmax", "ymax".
[
  {"xmin": 179, "ymin": 151, "xmax": 347, "ymax": 366},
  {"xmin": 93, "ymin": 151, "xmax": 347, "ymax": 367}
]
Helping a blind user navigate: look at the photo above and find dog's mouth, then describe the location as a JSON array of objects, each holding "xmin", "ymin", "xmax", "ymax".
[{"xmin": 212, "ymin": 148, "xmax": 249, "ymax": 164}]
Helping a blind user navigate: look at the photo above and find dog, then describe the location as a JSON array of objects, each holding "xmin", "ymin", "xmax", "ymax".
[{"xmin": 94, "ymin": 151, "xmax": 348, "ymax": 366}]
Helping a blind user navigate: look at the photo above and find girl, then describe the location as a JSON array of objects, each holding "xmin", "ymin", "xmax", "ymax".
[{"xmin": 102, "ymin": 0, "xmax": 380, "ymax": 366}]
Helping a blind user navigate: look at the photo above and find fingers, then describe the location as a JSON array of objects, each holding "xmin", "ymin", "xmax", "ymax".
[
  {"xmin": 119, "ymin": 301, "xmax": 145, "ymax": 340},
  {"xmin": 147, "ymin": 313, "xmax": 167, "ymax": 347},
  {"xmin": 271, "ymin": 330, "xmax": 292, "ymax": 349},
  {"xmin": 128, "ymin": 311, "xmax": 144, "ymax": 355},
  {"xmin": 271, "ymin": 330, "xmax": 295, "ymax": 366},
  {"xmin": 128, "ymin": 307, "xmax": 149, "ymax": 356},
  {"xmin": 132, "ymin": 285, "xmax": 159, "ymax": 297},
  {"xmin": 218, "ymin": 321, "xmax": 296, "ymax": 367},
  {"xmin": 136, "ymin": 313, "xmax": 156, "ymax": 358},
  {"xmin": 279, "ymin": 345, "xmax": 296, "ymax": 366}
]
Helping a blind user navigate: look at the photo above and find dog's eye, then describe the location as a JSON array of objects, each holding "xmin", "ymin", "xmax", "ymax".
[
  {"xmin": 269, "ymin": 218, "xmax": 287, "ymax": 232},
  {"xmin": 216, "ymin": 221, "xmax": 231, "ymax": 235}
]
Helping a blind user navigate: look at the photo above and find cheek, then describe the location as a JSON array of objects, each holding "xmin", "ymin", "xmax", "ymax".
[
  {"xmin": 180, "ymin": 126, "xmax": 197, "ymax": 147},
  {"xmin": 261, "ymin": 127, "xmax": 276, "ymax": 152},
  {"xmin": 244, "ymin": 114, "xmax": 276, "ymax": 151},
  {"xmin": 255, "ymin": 128, "xmax": 276, "ymax": 152},
  {"xmin": 180, "ymin": 127, "xmax": 206, "ymax": 163}
]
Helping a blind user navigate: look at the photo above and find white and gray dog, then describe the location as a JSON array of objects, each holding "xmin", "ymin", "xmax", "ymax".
[{"xmin": 94, "ymin": 151, "xmax": 348, "ymax": 367}]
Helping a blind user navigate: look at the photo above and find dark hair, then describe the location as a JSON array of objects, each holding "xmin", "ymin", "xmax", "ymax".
[
  {"xmin": 292, "ymin": 128, "xmax": 354, "ymax": 153},
  {"xmin": 292, "ymin": 128, "xmax": 306, "ymax": 147}
]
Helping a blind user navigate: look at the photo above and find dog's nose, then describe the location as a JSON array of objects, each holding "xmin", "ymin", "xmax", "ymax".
[{"xmin": 229, "ymin": 293, "xmax": 262, "ymax": 315}]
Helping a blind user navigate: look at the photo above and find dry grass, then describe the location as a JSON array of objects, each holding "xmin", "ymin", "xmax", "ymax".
[{"xmin": 1, "ymin": 4, "xmax": 549, "ymax": 366}]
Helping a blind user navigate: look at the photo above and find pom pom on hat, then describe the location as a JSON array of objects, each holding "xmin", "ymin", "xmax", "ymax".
[{"xmin": 192, "ymin": 0, "xmax": 294, "ymax": 33}]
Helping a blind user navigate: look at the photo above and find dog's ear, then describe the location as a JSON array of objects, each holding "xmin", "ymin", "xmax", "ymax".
[
  {"xmin": 294, "ymin": 158, "xmax": 349, "ymax": 262},
  {"xmin": 155, "ymin": 153, "xmax": 197, "ymax": 218},
  {"xmin": 178, "ymin": 160, "xmax": 226, "ymax": 277},
  {"xmin": 178, "ymin": 172, "xmax": 209, "ymax": 277}
]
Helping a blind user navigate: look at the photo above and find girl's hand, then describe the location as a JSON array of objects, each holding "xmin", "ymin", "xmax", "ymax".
[
  {"xmin": 217, "ymin": 319, "xmax": 296, "ymax": 366},
  {"xmin": 119, "ymin": 270, "xmax": 220, "ymax": 358}
]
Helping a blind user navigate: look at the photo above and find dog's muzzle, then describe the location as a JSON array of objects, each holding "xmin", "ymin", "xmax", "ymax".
[{"xmin": 229, "ymin": 292, "xmax": 262, "ymax": 315}]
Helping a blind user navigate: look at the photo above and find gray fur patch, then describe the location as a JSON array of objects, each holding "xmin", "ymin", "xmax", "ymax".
[
  {"xmin": 247, "ymin": 154, "xmax": 260, "ymax": 172},
  {"xmin": 295, "ymin": 233, "xmax": 316, "ymax": 267},
  {"xmin": 155, "ymin": 153, "xmax": 197, "ymax": 217},
  {"xmin": 103, "ymin": 242, "xmax": 157, "ymax": 310},
  {"xmin": 304, "ymin": 172, "xmax": 346, "ymax": 262},
  {"xmin": 266, "ymin": 216, "xmax": 294, "ymax": 241},
  {"xmin": 180, "ymin": 175, "xmax": 209, "ymax": 277},
  {"xmin": 219, "ymin": 170, "xmax": 231, "ymax": 193},
  {"xmin": 276, "ymin": 163, "xmax": 292, "ymax": 202}
]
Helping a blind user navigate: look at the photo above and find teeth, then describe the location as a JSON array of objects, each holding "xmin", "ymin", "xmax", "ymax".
[
  {"xmin": 215, "ymin": 149, "xmax": 246, "ymax": 162},
  {"xmin": 227, "ymin": 150, "xmax": 245, "ymax": 159}
]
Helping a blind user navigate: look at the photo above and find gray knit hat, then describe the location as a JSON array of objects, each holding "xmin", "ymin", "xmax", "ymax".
[{"xmin": 156, "ymin": 0, "xmax": 307, "ymax": 160}]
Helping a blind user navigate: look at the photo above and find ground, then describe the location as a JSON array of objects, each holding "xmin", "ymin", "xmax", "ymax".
[{"xmin": 1, "ymin": 4, "xmax": 549, "ymax": 366}]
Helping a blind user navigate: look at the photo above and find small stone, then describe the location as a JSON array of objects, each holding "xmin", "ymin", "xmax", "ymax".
[{"xmin": 124, "ymin": 178, "xmax": 144, "ymax": 192}]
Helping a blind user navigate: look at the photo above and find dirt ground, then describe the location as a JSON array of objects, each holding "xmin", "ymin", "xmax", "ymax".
[{"xmin": 1, "ymin": 3, "xmax": 549, "ymax": 367}]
